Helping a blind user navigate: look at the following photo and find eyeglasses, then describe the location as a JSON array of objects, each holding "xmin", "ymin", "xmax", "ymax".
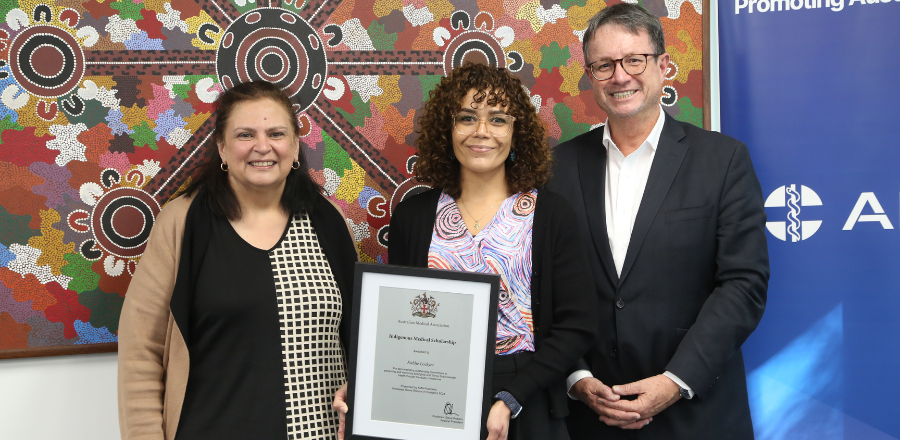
[
  {"xmin": 453, "ymin": 113, "xmax": 516, "ymax": 137},
  {"xmin": 585, "ymin": 54, "xmax": 659, "ymax": 81}
]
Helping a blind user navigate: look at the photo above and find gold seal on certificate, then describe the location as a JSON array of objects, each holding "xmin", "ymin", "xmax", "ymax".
[{"xmin": 346, "ymin": 264, "xmax": 499, "ymax": 440}]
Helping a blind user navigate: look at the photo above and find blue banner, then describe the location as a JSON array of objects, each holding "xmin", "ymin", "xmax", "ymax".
[{"xmin": 719, "ymin": 1, "xmax": 900, "ymax": 438}]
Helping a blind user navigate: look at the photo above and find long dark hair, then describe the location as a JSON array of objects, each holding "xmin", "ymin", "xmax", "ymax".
[{"xmin": 183, "ymin": 80, "xmax": 320, "ymax": 219}]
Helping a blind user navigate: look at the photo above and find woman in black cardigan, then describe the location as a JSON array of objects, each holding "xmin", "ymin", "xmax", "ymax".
[
  {"xmin": 120, "ymin": 81, "xmax": 358, "ymax": 440},
  {"xmin": 381, "ymin": 63, "xmax": 596, "ymax": 440}
]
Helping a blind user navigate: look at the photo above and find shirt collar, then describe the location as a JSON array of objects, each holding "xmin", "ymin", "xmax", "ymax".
[{"xmin": 602, "ymin": 106, "xmax": 667, "ymax": 154}]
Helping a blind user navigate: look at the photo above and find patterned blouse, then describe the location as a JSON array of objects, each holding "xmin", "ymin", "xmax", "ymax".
[{"xmin": 427, "ymin": 190, "xmax": 537, "ymax": 355}]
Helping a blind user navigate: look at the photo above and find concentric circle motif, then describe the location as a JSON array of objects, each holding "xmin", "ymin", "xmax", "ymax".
[
  {"xmin": 377, "ymin": 225, "xmax": 390, "ymax": 248},
  {"xmin": 391, "ymin": 177, "xmax": 431, "ymax": 215},
  {"xmin": 90, "ymin": 187, "xmax": 161, "ymax": 259},
  {"xmin": 443, "ymin": 30, "xmax": 505, "ymax": 75},
  {"xmin": 217, "ymin": 9, "xmax": 327, "ymax": 113},
  {"xmin": 512, "ymin": 192, "xmax": 536, "ymax": 217},
  {"xmin": 661, "ymin": 85, "xmax": 678, "ymax": 107},
  {"xmin": 406, "ymin": 155, "xmax": 418, "ymax": 174},
  {"xmin": 367, "ymin": 195, "xmax": 387, "ymax": 218},
  {"xmin": 434, "ymin": 202, "xmax": 466, "ymax": 240},
  {"xmin": 8, "ymin": 25, "xmax": 85, "ymax": 98}
]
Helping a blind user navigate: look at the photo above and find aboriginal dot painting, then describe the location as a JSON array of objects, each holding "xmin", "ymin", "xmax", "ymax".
[{"xmin": 0, "ymin": 0, "xmax": 705, "ymax": 355}]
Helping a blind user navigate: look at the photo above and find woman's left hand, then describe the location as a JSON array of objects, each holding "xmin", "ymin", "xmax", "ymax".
[
  {"xmin": 486, "ymin": 400, "xmax": 512, "ymax": 440},
  {"xmin": 332, "ymin": 383, "xmax": 349, "ymax": 440}
]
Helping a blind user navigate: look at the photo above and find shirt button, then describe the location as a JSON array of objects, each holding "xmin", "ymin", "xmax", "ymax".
[
  {"xmin": 616, "ymin": 298, "xmax": 625, "ymax": 309},
  {"xmin": 610, "ymin": 349, "xmax": 618, "ymax": 358}
]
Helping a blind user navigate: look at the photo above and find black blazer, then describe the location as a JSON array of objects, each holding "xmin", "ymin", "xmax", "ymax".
[
  {"xmin": 548, "ymin": 114, "xmax": 769, "ymax": 440},
  {"xmin": 388, "ymin": 188, "xmax": 599, "ymax": 418}
]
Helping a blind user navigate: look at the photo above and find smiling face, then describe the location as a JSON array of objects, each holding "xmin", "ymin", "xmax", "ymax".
[
  {"xmin": 217, "ymin": 98, "xmax": 299, "ymax": 199},
  {"xmin": 584, "ymin": 24, "xmax": 669, "ymax": 124},
  {"xmin": 451, "ymin": 88, "xmax": 514, "ymax": 181}
]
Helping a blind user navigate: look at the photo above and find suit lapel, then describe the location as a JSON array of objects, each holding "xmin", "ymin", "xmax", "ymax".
[
  {"xmin": 577, "ymin": 128, "xmax": 619, "ymax": 285},
  {"xmin": 619, "ymin": 115, "xmax": 688, "ymax": 284}
]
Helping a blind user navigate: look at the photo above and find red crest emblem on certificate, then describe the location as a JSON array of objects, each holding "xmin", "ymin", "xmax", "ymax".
[{"xmin": 411, "ymin": 293, "xmax": 439, "ymax": 318}]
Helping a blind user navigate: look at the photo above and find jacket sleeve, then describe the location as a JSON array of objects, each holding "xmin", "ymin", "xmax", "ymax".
[
  {"xmin": 117, "ymin": 201, "xmax": 184, "ymax": 440},
  {"xmin": 503, "ymin": 194, "xmax": 600, "ymax": 405},
  {"xmin": 665, "ymin": 142, "xmax": 769, "ymax": 396}
]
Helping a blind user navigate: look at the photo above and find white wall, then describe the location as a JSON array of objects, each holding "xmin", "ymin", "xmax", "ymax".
[{"xmin": 0, "ymin": 353, "xmax": 120, "ymax": 440}]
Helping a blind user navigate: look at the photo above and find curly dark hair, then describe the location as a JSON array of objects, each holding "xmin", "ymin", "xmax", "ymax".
[
  {"xmin": 183, "ymin": 80, "xmax": 320, "ymax": 219},
  {"xmin": 414, "ymin": 62, "xmax": 550, "ymax": 198}
]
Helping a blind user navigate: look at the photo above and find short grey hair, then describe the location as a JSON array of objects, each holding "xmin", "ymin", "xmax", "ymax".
[{"xmin": 582, "ymin": 3, "xmax": 666, "ymax": 64}]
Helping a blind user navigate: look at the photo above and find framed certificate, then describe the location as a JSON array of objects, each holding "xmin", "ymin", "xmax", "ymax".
[{"xmin": 346, "ymin": 263, "xmax": 500, "ymax": 440}]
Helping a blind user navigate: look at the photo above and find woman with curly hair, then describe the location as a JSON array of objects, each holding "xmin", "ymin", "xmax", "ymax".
[{"xmin": 334, "ymin": 63, "xmax": 598, "ymax": 440}]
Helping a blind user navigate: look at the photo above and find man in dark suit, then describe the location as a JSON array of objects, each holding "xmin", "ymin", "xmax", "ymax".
[{"xmin": 547, "ymin": 4, "xmax": 769, "ymax": 439}]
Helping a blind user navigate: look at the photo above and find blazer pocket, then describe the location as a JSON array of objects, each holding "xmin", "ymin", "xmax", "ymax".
[{"xmin": 665, "ymin": 205, "xmax": 713, "ymax": 223}]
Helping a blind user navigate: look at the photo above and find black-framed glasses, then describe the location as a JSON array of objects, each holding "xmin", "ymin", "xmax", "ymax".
[
  {"xmin": 586, "ymin": 54, "xmax": 659, "ymax": 81},
  {"xmin": 453, "ymin": 113, "xmax": 516, "ymax": 137}
]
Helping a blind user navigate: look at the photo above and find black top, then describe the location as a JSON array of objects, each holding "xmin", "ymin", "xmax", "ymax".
[
  {"xmin": 388, "ymin": 188, "xmax": 599, "ymax": 418},
  {"xmin": 175, "ymin": 214, "xmax": 290, "ymax": 439},
  {"xmin": 170, "ymin": 192, "xmax": 358, "ymax": 439}
]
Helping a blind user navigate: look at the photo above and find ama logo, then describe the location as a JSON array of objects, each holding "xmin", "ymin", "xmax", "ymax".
[{"xmin": 764, "ymin": 184, "xmax": 822, "ymax": 242}]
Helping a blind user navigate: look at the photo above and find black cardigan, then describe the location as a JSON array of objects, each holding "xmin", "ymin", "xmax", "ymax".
[
  {"xmin": 388, "ymin": 188, "xmax": 599, "ymax": 417},
  {"xmin": 170, "ymin": 190, "xmax": 359, "ymax": 352}
]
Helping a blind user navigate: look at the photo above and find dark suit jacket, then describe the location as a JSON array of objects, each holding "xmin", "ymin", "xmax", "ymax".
[
  {"xmin": 388, "ymin": 188, "xmax": 599, "ymax": 418},
  {"xmin": 548, "ymin": 114, "xmax": 769, "ymax": 440}
]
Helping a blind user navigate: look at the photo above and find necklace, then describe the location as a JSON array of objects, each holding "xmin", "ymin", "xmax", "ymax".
[{"xmin": 459, "ymin": 198, "xmax": 499, "ymax": 230}]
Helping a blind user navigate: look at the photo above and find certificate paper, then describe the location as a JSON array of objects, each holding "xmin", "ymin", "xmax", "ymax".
[
  {"xmin": 371, "ymin": 286, "xmax": 473, "ymax": 428},
  {"xmin": 347, "ymin": 264, "xmax": 499, "ymax": 440}
]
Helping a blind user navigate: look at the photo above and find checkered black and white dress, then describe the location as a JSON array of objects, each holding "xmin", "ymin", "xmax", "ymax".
[{"xmin": 175, "ymin": 214, "xmax": 346, "ymax": 440}]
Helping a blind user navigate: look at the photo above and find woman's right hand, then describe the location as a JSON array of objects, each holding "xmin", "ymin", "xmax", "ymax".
[
  {"xmin": 485, "ymin": 400, "xmax": 511, "ymax": 440},
  {"xmin": 332, "ymin": 383, "xmax": 349, "ymax": 440}
]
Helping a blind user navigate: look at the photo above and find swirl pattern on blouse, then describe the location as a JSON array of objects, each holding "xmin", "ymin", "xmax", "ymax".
[
  {"xmin": 427, "ymin": 190, "xmax": 537, "ymax": 355},
  {"xmin": 434, "ymin": 200, "xmax": 468, "ymax": 241}
]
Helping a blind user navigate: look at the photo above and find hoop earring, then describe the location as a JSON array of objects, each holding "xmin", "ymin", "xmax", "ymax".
[
  {"xmin": 220, "ymin": 163, "xmax": 228, "ymax": 172},
  {"xmin": 292, "ymin": 160, "xmax": 300, "ymax": 170}
]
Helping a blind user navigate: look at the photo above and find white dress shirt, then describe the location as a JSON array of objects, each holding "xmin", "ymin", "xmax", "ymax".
[{"xmin": 567, "ymin": 108, "xmax": 694, "ymax": 399}]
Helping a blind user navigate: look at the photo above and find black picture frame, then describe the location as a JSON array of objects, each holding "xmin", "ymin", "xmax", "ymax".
[{"xmin": 346, "ymin": 262, "xmax": 500, "ymax": 440}]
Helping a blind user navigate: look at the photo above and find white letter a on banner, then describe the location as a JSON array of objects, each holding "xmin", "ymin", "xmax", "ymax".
[{"xmin": 842, "ymin": 192, "xmax": 894, "ymax": 230}]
